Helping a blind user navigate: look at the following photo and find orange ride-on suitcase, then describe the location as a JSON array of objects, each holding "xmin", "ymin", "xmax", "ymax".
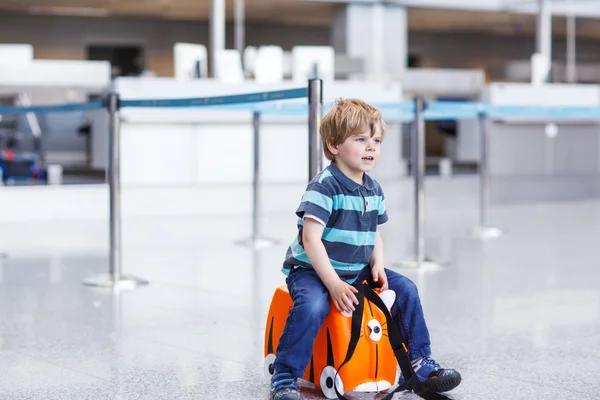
[{"xmin": 263, "ymin": 283, "xmax": 400, "ymax": 399}]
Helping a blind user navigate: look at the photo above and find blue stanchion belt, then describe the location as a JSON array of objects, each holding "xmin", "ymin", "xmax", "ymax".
[
  {"xmin": 0, "ymin": 101, "xmax": 104, "ymax": 115},
  {"xmin": 120, "ymin": 87, "xmax": 308, "ymax": 108},
  {"xmin": 2, "ymin": 89, "xmax": 600, "ymax": 122},
  {"xmin": 424, "ymin": 101, "xmax": 482, "ymax": 120},
  {"xmin": 230, "ymin": 101, "xmax": 415, "ymax": 118},
  {"xmin": 486, "ymin": 105, "xmax": 600, "ymax": 120}
]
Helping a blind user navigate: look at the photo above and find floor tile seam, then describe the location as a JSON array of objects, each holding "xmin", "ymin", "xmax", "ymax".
[
  {"xmin": 460, "ymin": 368, "xmax": 597, "ymax": 396},
  {"xmin": 9, "ymin": 348, "xmax": 112, "ymax": 384}
]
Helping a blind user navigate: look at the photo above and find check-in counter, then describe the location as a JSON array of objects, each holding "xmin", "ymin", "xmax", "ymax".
[
  {"xmin": 0, "ymin": 53, "xmax": 111, "ymax": 167},
  {"xmin": 108, "ymin": 78, "xmax": 407, "ymax": 186},
  {"xmin": 483, "ymin": 83, "xmax": 600, "ymax": 177}
]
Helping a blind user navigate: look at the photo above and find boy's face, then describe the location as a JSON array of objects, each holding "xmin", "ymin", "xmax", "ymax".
[{"xmin": 328, "ymin": 128, "xmax": 382, "ymax": 181}]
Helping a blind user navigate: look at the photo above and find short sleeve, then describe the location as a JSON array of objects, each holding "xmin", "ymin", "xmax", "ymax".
[
  {"xmin": 303, "ymin": 214, "xmax": 326, "ymax": 227},
  {"xmin": 296, "ymin": 183, "xmax": 333, "ymax": 226},
  {"xmin": 377, "ymin": 184, "xmax": 388, "ymax": 225}
]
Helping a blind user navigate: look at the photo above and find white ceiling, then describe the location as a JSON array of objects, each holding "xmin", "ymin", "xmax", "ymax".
[{"xmin": 2, "ymin": 0, "xmax": 600, "ymax": 38}]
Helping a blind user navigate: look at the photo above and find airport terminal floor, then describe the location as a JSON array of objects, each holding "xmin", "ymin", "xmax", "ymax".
[{"xmin": 0, "ymin": 180, "xmax": 599, "ymax": 400}]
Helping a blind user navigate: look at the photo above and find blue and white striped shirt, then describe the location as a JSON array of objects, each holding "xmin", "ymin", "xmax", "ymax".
[{"xmin": 282, "ymin": 162, "xmax": 388, "ymax": 282}]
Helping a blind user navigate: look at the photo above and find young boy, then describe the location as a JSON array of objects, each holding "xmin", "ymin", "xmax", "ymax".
[{"xmin": 270, "ymin": 99, "xmax": 461, "ymax": 400}]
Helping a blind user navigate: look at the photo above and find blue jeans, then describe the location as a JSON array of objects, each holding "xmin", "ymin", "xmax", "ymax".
[{"xmin": 272, "ymin": 266, "xmax": 432, "ymax": 378}]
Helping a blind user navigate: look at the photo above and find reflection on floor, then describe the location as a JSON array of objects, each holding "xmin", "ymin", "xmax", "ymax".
[{"xmin": 0, "ymin": 187, "xmax": 599, "ymax": 399}]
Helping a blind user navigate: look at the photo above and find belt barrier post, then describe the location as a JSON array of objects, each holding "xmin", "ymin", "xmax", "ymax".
[
  {"xmin": 235, "ymin": 111, "xmax": 278, "ymax": 249},
  {"xmin": 308, "ymin": 78, "xmax": 323, "ymax": 181},
  {"xmin": 394, "ymin": 96, "xmax": 442, "ymax": 271},
  {"xmin": 471, "ymin": 111, "xmax": 502, "ymax": 239},
  {"xmin": 83, "ymin": 92, "xmax": 149, "ymax": 290},
  {"xmin": 0, "ymin": 169, "xmax": 4, "ymax": 259},
  {"xmin": 251, "ymin": 111, "xmax": 261, "ymax": 241}
]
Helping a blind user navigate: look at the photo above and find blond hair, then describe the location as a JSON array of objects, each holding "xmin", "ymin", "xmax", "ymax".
[{"xmin": 320, "ymin": 98, "xmax": 386, "ymax": 161}]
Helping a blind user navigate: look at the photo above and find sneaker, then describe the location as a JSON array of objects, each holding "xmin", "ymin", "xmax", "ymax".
[
  {"xmin": 400, "ymin": 356, "xmax": 461, "ymax": 393},
  {"xmin": 270, "ymin": 371, "xmax": 300, "ymax": 400}
]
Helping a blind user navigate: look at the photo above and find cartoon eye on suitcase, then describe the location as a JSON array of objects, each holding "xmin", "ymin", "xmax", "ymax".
[{"xmin": 264, "ymin": 285, "xmax": 400, "ymax": 399}]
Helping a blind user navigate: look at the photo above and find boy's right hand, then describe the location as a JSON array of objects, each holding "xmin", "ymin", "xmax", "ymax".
[{"xmin": 327, "ymin": 279, "xmax": 359, "ymax": 314}]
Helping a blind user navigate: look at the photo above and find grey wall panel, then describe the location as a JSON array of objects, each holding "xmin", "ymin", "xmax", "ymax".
[
  {"xmin": 489, "ymin": 125, "xmax": 548, "ymax": 176},
  {"xmin": 489, "ymin": 123, "xmax": 600, "ymax": 177},
  {"xmin": 552, "ymin": 126, "xmax": 600, "ymax": 174}
]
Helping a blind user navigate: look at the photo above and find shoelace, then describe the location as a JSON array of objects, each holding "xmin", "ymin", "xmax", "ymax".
[
  {"xmin": 417, "ymin": 356, "xmax": 441, "ymax": 370},
  {"xmin": 272, "ymin": 371, "xmax": 298, "ymax": 393}
]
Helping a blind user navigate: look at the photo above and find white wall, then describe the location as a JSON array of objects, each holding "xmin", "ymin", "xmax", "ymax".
[{"xmin": 0, "ymin": 44, "xmax": 33, "ymax": 63}]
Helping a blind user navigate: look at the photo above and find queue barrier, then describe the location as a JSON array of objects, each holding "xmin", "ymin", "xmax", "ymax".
[{"xmin": 3, "ymin": 82, "xmax": 600, "ymax": 285}]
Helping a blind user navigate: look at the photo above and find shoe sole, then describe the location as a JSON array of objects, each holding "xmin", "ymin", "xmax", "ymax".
[{"xmin": 423, "ymin": 373, "xmax": 462, "ymax": 393}]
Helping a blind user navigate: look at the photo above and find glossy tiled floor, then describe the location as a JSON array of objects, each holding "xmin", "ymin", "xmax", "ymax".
[{"xmin": 0, "ymin": 181, "xmax": 599, "ymax": 400}]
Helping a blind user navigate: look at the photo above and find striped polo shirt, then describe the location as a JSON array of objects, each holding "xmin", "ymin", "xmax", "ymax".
[{"xmin": 282, "ymin": 162, "xmax": 388, "ymax": 283}]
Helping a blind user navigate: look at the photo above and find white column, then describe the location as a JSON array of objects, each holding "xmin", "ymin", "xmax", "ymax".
[
  {"xmin": 371, "ymin": 2, "xmax": 385, "ymax": 80},
  {"xmin": 383, "ymin": 4, "xmax": 408, "ymax": 80},
  {"xmin": 332, "ymin": 2, "xmax": 407, "ymax": 81},
  {"xmin": 536, "ymin": 0, "xmax": 552, "ymax": 82},
  {"xmin": 210, "ymin": 0, "xmax": 226, "ymax": 77},
  {"xmin": 234, "ymin": 0, "xmax": 245, "ymax": 60}
]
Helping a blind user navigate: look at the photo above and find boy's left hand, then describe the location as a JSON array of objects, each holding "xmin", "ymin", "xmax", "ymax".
[{"xmin": 371, "ymin": 265, "xmax": 388, "ymax": 291}]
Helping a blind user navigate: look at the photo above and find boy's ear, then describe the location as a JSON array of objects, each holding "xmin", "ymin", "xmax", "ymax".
[{"xmin": 326, "ymin": 140, "xmax": 339, "ymax": 155}]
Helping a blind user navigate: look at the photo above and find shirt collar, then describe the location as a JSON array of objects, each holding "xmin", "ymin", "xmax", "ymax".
[{"xmin": 328, "ymin": 162, "xmax": 376, "ymax": 192}]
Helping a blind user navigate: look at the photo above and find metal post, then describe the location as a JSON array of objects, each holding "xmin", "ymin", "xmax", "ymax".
[
  {"xmin": 0, "ymin": 166, "xmax": 6, "ymax": 257},
  {"xmin": 235, "ymin": 111, "xmax": 278, "ymax": 249},
  {"xmin": 251, "ymin": 111, "xmax": 260, "ymax": 240},
  {"xmin": 471, "ymin": 112, "xmax": 502, "ymax": 239},
  {"xmin": 210, "ymin": 0, "xmax": 226, "ymax": 77},
  {"xmin": 414, "ymin": 96, "xmax": 426, "ymax": 265},
  {"xmin": 0, "ymin": 254, "xmax": 4, "ymax": 283},
  {"xmin": 308, "ymin": 78, "xmax": 323, "ymax": 181},
  {"xmin": 108, "ymin": 92, "xmax": 122, "ymax": 282},
  {"xmin": 234, "ymin": 0, "xmax": 245, "ymax": 63},
  {"xmin": 83, "ymin": 93, "xmax": 148, "ymax": 290},
  {"xmin": 394, "ymin": 96, "xmax": 442, "ymax": 270},
  {"xmin": 479, "ymin": 114, "xmax": 490, "ymax": 229}
]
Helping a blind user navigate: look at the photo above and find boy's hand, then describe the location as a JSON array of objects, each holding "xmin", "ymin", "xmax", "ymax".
[
  {"xmin": 371, "ymin": 265, "xmax": 388, "ymax": 291},
  {"xmin": 327, "ymin": 279, "xmax": 359, "ymax": 314}
]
